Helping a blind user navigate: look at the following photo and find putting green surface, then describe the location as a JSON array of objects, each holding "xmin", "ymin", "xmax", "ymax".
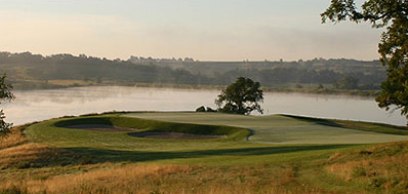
[{"xmin": 125, "ymin": 112, "xmax": 408, "ymax": 144}]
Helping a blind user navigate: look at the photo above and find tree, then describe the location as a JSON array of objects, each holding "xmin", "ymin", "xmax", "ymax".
[
  {"xmin": 0, "ymin": 74, "xmax": 14, "ymax": 135},
  {"xmin": 215, "ymin": 77, "xmax": 263, "ymax": 115},
  {"xmin": 322, "ymin": 0, "xmax": 408, "ymax": 123}
]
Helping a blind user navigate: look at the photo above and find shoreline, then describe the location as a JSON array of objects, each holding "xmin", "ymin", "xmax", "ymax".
[{"xmin": 11, "ymin": 80, "xmax": 379, "ymax": 97}]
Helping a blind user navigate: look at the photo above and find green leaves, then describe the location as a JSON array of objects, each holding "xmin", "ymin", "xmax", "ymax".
[
  {"xmin": 321, "ymin": 0, "xmax": 360, "ymax": 23},
  {"xmin": 321, "ymin": 0, "xmax": 405, "ymax": 26},
  {"xmin": 323, "ymin": 0, "xmax": 408, "ymax": 124},
  {"xmin": 0, "ymin": 110, "xmax": 12, "ymax": 135},
  {"xmin": 216, "ymin": 77, "xmax": 263, "ymax": 115},
  {"xmin": 0, "ymin": 74, "xmax": 14, "ymax": 102},
  {"xmin": 0, "ymin": 74, "xmax": 13, "ymax": 135}
]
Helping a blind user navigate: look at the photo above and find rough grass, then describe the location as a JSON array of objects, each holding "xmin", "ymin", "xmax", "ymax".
[
  {"xmin": 326, "ymin": 141, "xmax": 408, "ymax": 193},
  {"xmin": 0, "ymin": 162, "xmax": 332, "ymax": 194},
  {"xmin": 0, "ymin": 125, "xmax": 29, "ymax": 150},
  {"xmin": 3, "ymin": 140, "xmax": 408, "ymax": 194},
  {"xmin": 2, "ymin": 112, "xmax": 408, "ymax": 194}
]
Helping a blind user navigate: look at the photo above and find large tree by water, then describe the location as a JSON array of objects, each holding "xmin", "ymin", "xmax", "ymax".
[
  {"xmin": 322, "ymin": 0, "xmax": 408, "ymax": 124},
  {"xmin": 216, "ymin": 77, "xmax": 263, "ymax": 115},
  {"xmin": 0, "ymin": 74, "xmax": 13, "ymax": 135}
]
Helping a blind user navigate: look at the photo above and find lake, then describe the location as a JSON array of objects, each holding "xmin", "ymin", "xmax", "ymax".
[{"xmin": 2, "ymin": 86, "xmax": 406, "ymax": 126}]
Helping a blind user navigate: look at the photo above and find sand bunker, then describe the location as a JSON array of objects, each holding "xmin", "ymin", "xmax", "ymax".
[
  {"xmin": 66, "ymin": 124, "xmax": 134, "ymax": 132},
  {"xmin": 129, "ymin": 132, "xmax": 223, "ymax": 139}
]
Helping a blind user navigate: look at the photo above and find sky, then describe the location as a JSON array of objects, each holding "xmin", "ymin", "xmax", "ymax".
[{"xmin": 0, "ymin": 0, "xmax": 382, "ymax": 61}]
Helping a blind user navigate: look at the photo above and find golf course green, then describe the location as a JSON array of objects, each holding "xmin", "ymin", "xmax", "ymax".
[
  {"xmin": 127, "ymin": 112, "xmax": 408, "ymax": 144},
  {"xmin": 1, "ymin": 112, "xmax": 408, "ymax": 193}
]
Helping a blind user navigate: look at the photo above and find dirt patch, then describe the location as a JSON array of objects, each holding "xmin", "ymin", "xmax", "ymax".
[
  {"xmin": 66, "ymin": 124, "xmax": 135, "ymax": 132},
  {"xmin": 129, "ymin": 132, "xmax": 224, "ymax": 139}
]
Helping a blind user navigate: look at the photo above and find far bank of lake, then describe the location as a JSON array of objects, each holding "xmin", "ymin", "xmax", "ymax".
[{"xmin": 2, "ymin": 86, "xmax": 406, "ymax": 126}]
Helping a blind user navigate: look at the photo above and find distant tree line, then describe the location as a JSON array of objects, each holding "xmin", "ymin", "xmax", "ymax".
[
  {"xmin": 0, "ymin": 52, "xmax": 386, "ymax": 90},
  {"xmin": 0, "ymin": 52, "xmax": 201, "ymax": 85}
]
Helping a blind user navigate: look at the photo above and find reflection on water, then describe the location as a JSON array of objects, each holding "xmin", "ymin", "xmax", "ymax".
[{"xmin": 2, "ymin": 86, "xmax": 406, "ymax": 126}]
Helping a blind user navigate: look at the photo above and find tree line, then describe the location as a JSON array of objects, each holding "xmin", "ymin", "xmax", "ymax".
[{"xmin": 0, "ymin": 51, "xmax": 385, "ymax": 90}]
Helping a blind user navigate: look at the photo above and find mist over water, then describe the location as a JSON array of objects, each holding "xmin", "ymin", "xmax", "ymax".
[{"xmin": 2, "ymin": 86, "xmax": 406, "ymax": 126}]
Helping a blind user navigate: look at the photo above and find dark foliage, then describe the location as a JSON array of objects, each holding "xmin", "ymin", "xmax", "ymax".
[
  {"xmin": 322, "ymin": 0, "xmax": 408, "ymax": 123},
  {"xmin": 216, "ymin": 77, "xmax": 263, "ymax": 115},
  {"xmin": 0, "ymin": 74, "xmax": 13, "ymax": 135},
  {"xmin": 0, "ymin": 52, "xmax": 386, "ymax": 89},
  {"xmin": 195, "ymin": 106, "xmax": 206, "ymax": 112}
]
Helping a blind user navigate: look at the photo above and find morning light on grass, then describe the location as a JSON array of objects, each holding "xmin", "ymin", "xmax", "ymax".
[{"xmin": 1, "ymin": 0, "xmax": 408, "ymax": 194}]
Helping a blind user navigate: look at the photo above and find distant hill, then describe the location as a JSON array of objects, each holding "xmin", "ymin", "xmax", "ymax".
[{"xmin": 0, "ymin": 52, "xmax": 385, "ymax": 91}]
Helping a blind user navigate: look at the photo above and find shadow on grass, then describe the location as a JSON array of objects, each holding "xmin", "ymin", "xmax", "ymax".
[
  {"xmin": 22, "ymin": 145, "xmax": 352, "ymax": 168},
  {"xmin": 283, "ymin": 114, "xmax": 408, "ymax": 135},
  {"xmin": 282, "ymin": 115, "xmax": 342, "ymax": 128}
]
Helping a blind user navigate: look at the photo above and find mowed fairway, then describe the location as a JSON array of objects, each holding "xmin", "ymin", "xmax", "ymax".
[
  {"xmin": 2, "ymin": 112, "xmax": 408, "ymax": 194},
  {"xmin": 126, "ymin": 112, "xmax": 408, "ymax": 144}
]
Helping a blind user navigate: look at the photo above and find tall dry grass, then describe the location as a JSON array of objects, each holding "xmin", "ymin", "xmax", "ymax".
[
  {"xmin": 1, "ymin": 162, "xmax": 325, "ymax": 194},
  {"xmin": 0, "ymin": 125, "xmax": 28, "ymax": 149},
  {"xmin": 0, "ymin": 126, "xmax": 40, "ymax": 169},
  {"xmin": 0, "ymin": 143, "xmax": 51, "ymax": 168},
  {"xmin": 0, "ymin": 125, "xmax": 71, "ymax": 170},
  {"xmin": 326, "ymin": 141, "xmax": 408, "ymax": 193}
]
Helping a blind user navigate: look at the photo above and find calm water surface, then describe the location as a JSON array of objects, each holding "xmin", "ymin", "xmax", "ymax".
[{"xmin": 2, "ymin": 86, "xmax": 406, "ymax": 126}]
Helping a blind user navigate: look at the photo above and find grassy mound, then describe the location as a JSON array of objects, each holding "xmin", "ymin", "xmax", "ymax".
[
  {"xmin": 54, "ymin": 115, "xmax": 250, "ymax": 140},
  {"xmin": 25, "ymin": 114, "xmax": 251, "ymax": 151}
]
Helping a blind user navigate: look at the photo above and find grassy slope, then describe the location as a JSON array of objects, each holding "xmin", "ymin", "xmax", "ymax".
[
  {"xmin": 126, "ymin": 112, "xmax": 408, "ymax": 144},
  {"xmin": 25, "ymin": 114, "xmax": 250, "ymax": 152},
  {"xmin": 1, "ymin": 112, "xmax": 408, "ymax": 194}
]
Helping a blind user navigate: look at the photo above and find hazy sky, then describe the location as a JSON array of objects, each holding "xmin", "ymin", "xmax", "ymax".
[{"xmin": 0, "ymin": 0, "xmax": 382, "ymax": 61}]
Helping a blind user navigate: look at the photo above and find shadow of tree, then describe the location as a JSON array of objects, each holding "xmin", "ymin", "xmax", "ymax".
[
  {"xmin": 282, "ymin": 114, "xmax": 408, "ymax": 134},
  {"xmin": 282, "ymin": 115, "xmax": 344, "ymax": 128},
  {"xmin": 9, "ymin": 144, "xmax": 355, "ymax": 169}
]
